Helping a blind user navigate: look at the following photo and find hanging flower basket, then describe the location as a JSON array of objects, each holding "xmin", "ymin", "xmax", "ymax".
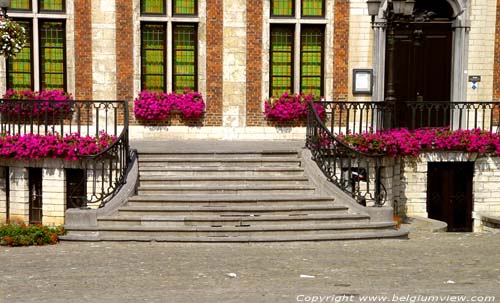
[{"xmin": 0, "ymin": 18, "xmax": 27, "ymax": 58}]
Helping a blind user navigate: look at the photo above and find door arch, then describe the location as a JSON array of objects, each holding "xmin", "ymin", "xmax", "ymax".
[{"xmin": 371, "ymin": 0, "xmax": 470, "ymax": 104}]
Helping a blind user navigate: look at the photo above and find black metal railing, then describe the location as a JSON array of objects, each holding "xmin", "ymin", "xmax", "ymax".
[
  {"xmin": 0, "ymin": 99, "xmax": 131, "ymax": 208},
  {"xmin": 306, "ymin": 101, "xmax": 386, "ymax": 207},
  {"xmin": 322, "ymin": 101, "xmax": 500, "ymax": 135}
]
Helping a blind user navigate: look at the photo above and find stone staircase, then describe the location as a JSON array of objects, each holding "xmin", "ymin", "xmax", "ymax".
[{"xmin": 63, "ymin": 148, "xmax": 407, "ymax": 242}]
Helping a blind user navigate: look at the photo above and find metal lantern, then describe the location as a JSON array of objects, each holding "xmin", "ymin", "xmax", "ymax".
[
  {"xmin": 0, "ymin": 0, "xmax": 10, "ymax": 9},
  {"xmin": 403, "ymin": 0, "xmax": 416, "ymax": 16},
  {"xmin": 367, "ymin": 0, "xmax": 382, "ymax": 16},
  {"xmin": 391, "ymin": 0, "xmax": 406, "ymax": 15}
]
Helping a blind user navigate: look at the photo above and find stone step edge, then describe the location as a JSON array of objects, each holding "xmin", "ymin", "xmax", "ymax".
[
  {"xmin": 60, "ymin": 228, "xmax": 409, "ymax": 242},
  {"xmin": 137, "ymin": 185, "xmax": 316, "ymax": 190},
  {"xmin": 138, "ymin": 176, "xmax": 310, "ymax": 181},
  {"xmin": 98, "ymin": 213, "xmax": 370, "ymax": 223},
  {"xmin": 128, "ymin": 194, "xmax": 334, "ymax": 202},
  {"xmin": 118, "ymin": 205, "xmax": 345, "ymax": 213},
  {"xmin": 64, "ymin": 222, "xmax": 396, "ymax": 232},
  {"xmin": 138, "ymin": 157, "xmax": 301, "ymax": 162}
]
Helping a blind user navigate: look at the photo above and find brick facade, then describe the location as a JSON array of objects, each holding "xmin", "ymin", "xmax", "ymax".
[
  {"xmin": 246, "ymin": 0, "xmax": 264, "ymax": 126},
  {"xmin": 74, "ymin": 0, "xmax": 93, "ymax": 100},
  {"xmin": 116, "ymin": 0, "xmax": 134, "ymax": 104},
  {"xmin": 333, "ymin": 0, "xmax": 350, "ymax": 101},
  {"xmin": 205, "ymin": 0, "xmax": 224, "ymax": 126},
  {"xmin": 494, "ymin": 0, "xmax": 500, "ymax": 100}
]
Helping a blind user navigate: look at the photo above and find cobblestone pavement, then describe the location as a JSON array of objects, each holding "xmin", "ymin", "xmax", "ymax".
[{"xmin": 0, "ymin": 230, "xmax": 499, "ymax": 303}]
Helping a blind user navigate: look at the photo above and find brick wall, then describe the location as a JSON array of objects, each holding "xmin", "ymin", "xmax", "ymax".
[
  {"xmin": 74, "ymin": 0, "xmax": 93, "ymax": 100},
  {"xmin": 205, "ymin": 0, "xmax": 224, "ymax": 126},
  {"xmin": 246, "ymin": 0, "xmax": 264, "ymax": 126},
  {"xmin": 116, "ymin": 0, "xmax": 134, "ymax": 124},
  {"xmin": 333, "ymin": 0, "xmax": 350, "ymax": 101}
]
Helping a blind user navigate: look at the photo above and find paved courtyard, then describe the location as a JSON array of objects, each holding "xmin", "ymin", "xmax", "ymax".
[{"xmin": 0, "ymin": 230, "xmax": 499, "ymax": 303}]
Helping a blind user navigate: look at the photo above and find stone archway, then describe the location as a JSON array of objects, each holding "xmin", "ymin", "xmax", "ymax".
[{"xmin": 371, "ymin": 0, "xmax": 470, "ymax": 103}]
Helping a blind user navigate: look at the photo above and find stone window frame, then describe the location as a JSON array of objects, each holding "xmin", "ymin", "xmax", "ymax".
[
  {"xmin": 263, "ymin": 0, "xmax": 334, "ymax": 100},
  {"xmin": 2, "ymin": 0, "xmax": 75, "ymax": 93},
  {"xmin": 134, "ymin": 0, "xmax": 207, "ymax": 95}
]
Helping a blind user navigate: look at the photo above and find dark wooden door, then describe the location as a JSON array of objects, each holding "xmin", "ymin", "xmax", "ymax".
[
  {"xmin": 388, "ymin": 23, "xmax": 452, "ymax": 128},
  {"xmin": 427, "ymin": 162, "xmax": 474, "ymax": 232},
  {"xmin": 29, "ymin": 168, "xmax": 43, "ymax": 224}
]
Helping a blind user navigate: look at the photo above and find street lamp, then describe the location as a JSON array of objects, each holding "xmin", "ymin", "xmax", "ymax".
[
  {"xmin": 367, "ymin": 0, "xmax": 415, "ymax": 102},
  {"xmin": 0, "ymin": 0, "xmax": 10, "ymax": 18}
]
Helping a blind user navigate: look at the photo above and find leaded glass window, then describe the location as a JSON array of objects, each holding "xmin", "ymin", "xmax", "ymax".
[
  {"xmin": 173, "ymin": 0, "xmax": 197, "ymax": 15},
  {"xmin": 39, "ymin": 0, "xmax": 65, "ymax": 12},
  {"xmin": 270, "ymin": 25, "xmax": 294, "ymax": 97},
  {"xmin": 40, "ymin": 21, "xmax": 66, "ymax": 90},
  {"xmin": 302, "ymin": 0, "xmax": 324, "ymax": 17},
  {"xmin": 141, "ymin": 23, "xmax": 166, "ymax": 92},
  {"xmin": 9, "ymin": 0, "xmax": 31, "ymax": 10},
  {"xmin": 173, "ymin": 24, "xmax": 197, "ymax": 92},
  {"xmin": 141, "ymin": 0, "xmax": 166, "ymax": 15},
  {"xmin": 7, "ymin": 21, "xmax": 33, "ymax": 91},
  {"xmin": 300, "ymin": 26, "xmax": 324, "ymax": 97},
  {"xmin": 271, "ymin": 0, "xmax": 294, "ymax": 17}
]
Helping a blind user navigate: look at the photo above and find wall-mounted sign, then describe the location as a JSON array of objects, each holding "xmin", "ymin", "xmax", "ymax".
[
  {"xmin": 468, "ymin": 75, "xmax": 481, "ymax": 83},
  {"xmin": 353, "ymin": 69, "xmax": 373, "ymax": 95}
]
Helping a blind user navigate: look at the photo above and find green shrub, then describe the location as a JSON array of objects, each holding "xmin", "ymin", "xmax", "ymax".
[{"xmin": 0, "ymin": 222, "xmax": 66, "ymax": 246}]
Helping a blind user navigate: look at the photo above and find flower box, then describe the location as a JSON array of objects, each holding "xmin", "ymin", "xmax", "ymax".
[
  {"xmin": 264, "ymin": 92, "xmax": 325, "ymax": 123},
  {"xmin": 134, "ymin": 90, "xmax": 205, "ymax": 122}
]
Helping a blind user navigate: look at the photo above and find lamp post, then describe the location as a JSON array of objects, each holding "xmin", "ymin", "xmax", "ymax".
[
  {"xmin": 0, "ymin": 0, "xmax": 10, "ymax": 18},
  {"xmin": 367, "ymin": 0, "xmax": 415, "ymax": 102}
]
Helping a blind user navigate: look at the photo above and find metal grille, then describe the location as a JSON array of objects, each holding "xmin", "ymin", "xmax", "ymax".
[
  {"xmin": 39, "ymin": 21, "xmax": 66, "ymax": 90},
  {"xmin": 173, "ymin": 0, "xmax": 196, "ymax": 15},
  {"xmin": 173, "ymin": 24, "xmax": 197, "ymax": 93},
  {"xmin": 271, "ymin": 0, "xmax": 293, "ymax": 16},
  {"xmin": 302, "ymin": 0, "xmax": 324, "ymax": 17},
  {"xmin": 141, "ymin": 23, "xmax": 166, "ymax": 92},
  {"xmin": 10, "ymin": 0, "xmax": 31, "ymax": 10},
  {"xmin": 300, "ymin": 25, "xmax": 324, "ymax": 98},
  {"xmin": 270, "ymin": 25, "xmax": 294, "ymax": 97},
  {"xmin": 39, "ymin": 0, "xmax": 64, "ymax": 11},
  {"xmin": 66, "ymin": 169, "xmax": 87, "ymax": 209},
  {"xmin": 29, "ymin": 168, "xmax": 42, "ymax": 225},
  {"xmin": 7, "ymin": 20, "xmax": 33, "ymax": 91},
  {"xmin": 141, "ymin": 0, "xmax": 166, "ymax": 15}
]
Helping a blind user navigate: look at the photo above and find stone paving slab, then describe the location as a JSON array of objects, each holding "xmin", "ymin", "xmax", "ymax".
[
  {"xmin": 0, "ymin": 230, "xmax": 499, "ymax": 303},
  {"xmin": 130, "ymin": 139, "xmax": 305, "ymax": 153}
]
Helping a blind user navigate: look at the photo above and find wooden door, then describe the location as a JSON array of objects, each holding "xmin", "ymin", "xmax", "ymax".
[
  {"xmin": 29, "ymin": 168, "xmax": 43, "ymax": 224},
  {"xmin": 66, "ymin": 169, "xmax": 87, "ymax": 209},
  {"xmin": 427, "ymin": 162, "xmax": 474, "ymax": 232},
  {"xmin": 388, "ymin": 23, "xmax": 452, "ymax": 128}
]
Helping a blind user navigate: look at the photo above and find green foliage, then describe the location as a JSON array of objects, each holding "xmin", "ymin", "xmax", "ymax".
[{"xmin": 0, "ymin": 222, "xmax": 65, "ymax": 246}]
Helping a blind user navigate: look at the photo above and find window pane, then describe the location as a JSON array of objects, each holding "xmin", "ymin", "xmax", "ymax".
[
  {"xmin": 300, "ymin": 26, "xmax": 324, "ymax": 97},
  {"xmin": 141, "ymin": 0, "xmax": 165, "ymax": 15},
  {"xmin": 270, "ymin": 26, "xmax": 294, "ymax": 97},
  {"xmin": 40, "ymin": 21, "xmax": 66, "ymax": 90},
  {"xmin": 39, "ymin": 0, "xmax": 65, "ymax": 11},
  {"xmin": 141, "ymin": 23, "xmax": 166, "ymax": 92},
  {"xmin": 173, "ymin": 24, "xmax": 197, "ymax": 93},
  {"xmin": 302, "ymin": 0, "xmax": 324, "ymax": 17},
  {"xmin": 173, "ymin": 0, "xmax": 197, "ymax": 15},
  {"xmin": 10, "ymin": 0, "xmax": 31, "ymax": 10},
  {"xmin": 271, "ymin": 0, "xmax": 293, "ymax": 16},
  {"xmin": 7, "ymin": 20, "xmax": 33, "ymax": 91}
]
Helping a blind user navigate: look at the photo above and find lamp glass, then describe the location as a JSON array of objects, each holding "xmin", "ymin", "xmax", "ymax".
[
  {"xmin": 367, "ymin": 0, "xmax": 381, "ymax": 16},
  {"xmin": 392, "ymin": 0, "xmax": 405, "ymax": 14},
  {"xmin": 0, "ymin": 0, "xmax": 10, "ymax": 8},
  {"xmin": 403, "ymin": 0, "xmax": 415, "ymax": 16}
]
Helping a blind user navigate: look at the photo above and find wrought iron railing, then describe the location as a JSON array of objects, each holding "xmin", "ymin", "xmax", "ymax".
[
  {"xmin": 306, "ymin": 100, "xmax": 500, "ymax": 207},
  {"xmin": 0, "ymin": 99, "xmax": 131, "ymax": 208},
  {"xmin": 322, "ymin": 101, "xmax": 500, "ymax": 135},
  {"xmin": 306, "ymin": 101, "xmax": 386, "ymax": 207}
]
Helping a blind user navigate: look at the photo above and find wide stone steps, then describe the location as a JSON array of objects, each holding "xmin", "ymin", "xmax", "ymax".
[
  {"xmin": 125, "ymin": 194, "xmax": 337, "ymax": 207},
  {"xmin": 62, "ymin": 146, "xmax": 407, "ymax": 242},
  {"xmin": 64, "ymin": 221, "xmax": 398, "ymax": 238},
  {"xmin": 117, "ymin": 204, "xmax": 348, "ymax": 216},
  {"xmin": 137, "ymin": 185, "xmax": 316, "ymax": 195},
  {"xmin": 138, "ymin": 176, "xmax": 310, "ymax": 187},
  {"xmin": 139, "ymin": 166, "xmax": 306, "ymax": 177},
  {"xmin": 97, "ymin": 213, "xmax": 371, "ymax": 227}
]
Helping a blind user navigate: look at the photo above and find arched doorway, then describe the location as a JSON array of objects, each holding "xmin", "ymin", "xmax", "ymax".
[
  {"xmin": 372, "ymin": 0, "xmax": 470, "ymax": 118},
  {"xmin": 387, "ymin": 0, "xmax": 455, "ymax": 127}
]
